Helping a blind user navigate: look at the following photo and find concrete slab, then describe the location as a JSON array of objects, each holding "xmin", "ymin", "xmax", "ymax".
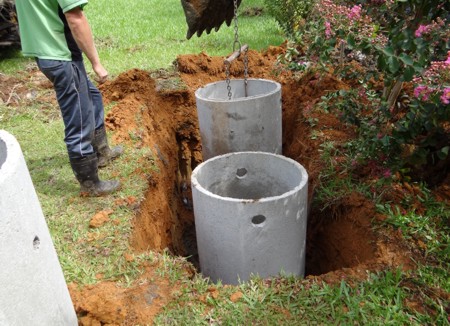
[{"xmin": 0, "ymin": 130, "xmax": 77, "ymax": 325}]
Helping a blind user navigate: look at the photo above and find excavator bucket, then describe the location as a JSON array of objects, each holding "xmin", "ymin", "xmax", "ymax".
[{"xmin": 181, "ymin": 0, "xmax": 242, "ymax": 39}]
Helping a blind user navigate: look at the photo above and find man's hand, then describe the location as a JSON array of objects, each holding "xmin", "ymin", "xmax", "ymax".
[{"xmin": 93, "ymin": 63, "xmax": 108, "ymax": 84}]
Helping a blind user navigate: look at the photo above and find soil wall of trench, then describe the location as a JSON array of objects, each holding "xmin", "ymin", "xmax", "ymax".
[{"xmin": 100, "ymin": 48, "xmax": 412, "ymax": 280}]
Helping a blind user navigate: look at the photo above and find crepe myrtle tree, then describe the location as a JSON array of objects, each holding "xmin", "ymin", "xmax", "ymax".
[
  {"xmin": 362, "ymin": 0, "xmax": 449, "ymax": 177},
  {"xmin": 289, "ymin": 0, "xmax": 449, "ymax": 181}
]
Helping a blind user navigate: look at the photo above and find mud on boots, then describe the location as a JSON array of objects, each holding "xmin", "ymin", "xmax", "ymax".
[
  {"xmin": 70, "ymin": 153, "xmax": 120, "ymax": 197},
  {"xmin": 92, "ymin": 127, "xmax": 124, "ymax": 168}
]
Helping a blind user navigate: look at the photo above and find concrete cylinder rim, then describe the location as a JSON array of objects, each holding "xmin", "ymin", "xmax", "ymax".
[
  {"xmin": 195, "ymin": 78, "xmax": 281, "ymax": 103},
  {"xmin": 191, "ymin": 151, "xmax": 308, "ymax": 203},
  {"xmin": 0, "ymin": 130, "xmax": 20, "ymax": 184}
]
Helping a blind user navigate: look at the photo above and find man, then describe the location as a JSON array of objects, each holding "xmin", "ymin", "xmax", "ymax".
[{"xmin": 15, "ymin": 0, "xmax": 123, "ymax": 196}]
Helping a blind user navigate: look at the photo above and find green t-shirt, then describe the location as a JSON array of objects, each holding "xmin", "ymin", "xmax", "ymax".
[{"xmin": 16, "ymin": 0, "xmax": 88, "ymax": 61}]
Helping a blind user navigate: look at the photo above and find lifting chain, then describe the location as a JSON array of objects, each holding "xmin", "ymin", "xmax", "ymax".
[
  {"xmin": 225, "ymin": 0, "xmax": 249, "ymax": 100},
  {"xmin": 226, "ymin": 62, "xmax": 232, "ymax": 99}
]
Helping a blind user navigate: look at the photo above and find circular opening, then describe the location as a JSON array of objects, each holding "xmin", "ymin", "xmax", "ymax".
[
  {"xmin": 236, "ymin": 168, "xmax": 247, "ymax": 179},
  {"xmin": 196, "ymin": 79, "xmax": 281, "ymax": 101},
  {"xmin": 0, "ymin": 138, "xmax": 7, "ymax": 169},
  {"xmin": 33, "ymin": 236, "xmax": 40, "ymax": 250},
  {"xmin": 193, "ymin": 152, "xmax": 307, "ymax": 200},
  {"xmin": 251, "ymin": 215, "xmax": 266, "ymax": 226}
]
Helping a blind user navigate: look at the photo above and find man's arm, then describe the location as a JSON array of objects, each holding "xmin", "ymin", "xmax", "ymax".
[{"xmin": 65, "ymin": 7, "xmax": 108, "ymax": 83}]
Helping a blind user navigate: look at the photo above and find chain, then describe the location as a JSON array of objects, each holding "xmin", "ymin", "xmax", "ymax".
[
  {"xmin": 243, "ymin": 47, "xmax": 248, "ymax": 97},
  {"xmin": 226, "ymin": 62, "xmax": 232, "ymax": 100},
  {"xmin": 225, "ymin": 0, "xmax": 249, "ymax": 100}
]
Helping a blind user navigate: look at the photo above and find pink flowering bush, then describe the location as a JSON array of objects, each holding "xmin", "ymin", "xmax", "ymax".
[
  {"xmin": 276, "ymin": 0, "xmax": 449, "ymax": 182},
  {"xmin": 413, "ymin": 59, "xmax": 450, "ymax": 105},
  {"xmin": 371, "ymin": 0, "xmax": 448, "ymax": 179},
  {"xmin": 347, "ymin": 4, "xmax": 362, "ymax": 20},
  {"xmin": 441, "ymin": 88, "xmax": 450, "ymax": 105},
  {"xmin": 414, "ymin": 19, "xmax": 446, "ymax": 38}
]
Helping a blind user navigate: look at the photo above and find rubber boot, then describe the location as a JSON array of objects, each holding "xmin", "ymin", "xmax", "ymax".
[
  {"xmin": 70, "ymin": 154, "xmax": 120, "ymax": 197},
  {"xmin": 92, "ymin": 127, "xmax": 124, "ymax": 168}
]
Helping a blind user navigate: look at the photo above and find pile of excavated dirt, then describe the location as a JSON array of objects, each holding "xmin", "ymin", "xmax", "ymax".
[{"xmin": 3, "ymin": 48, "xmax": 445, "ymax": 325}]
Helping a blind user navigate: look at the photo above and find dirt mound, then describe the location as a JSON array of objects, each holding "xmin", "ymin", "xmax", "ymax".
[{"xmin": 70, "ymin": 264, "xmax": 188, "ymax": 325}]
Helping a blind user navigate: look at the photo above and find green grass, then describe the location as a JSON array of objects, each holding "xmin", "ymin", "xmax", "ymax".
[
  {"xmin": 0, "ymin": 47, "xmax": 30, "ymax": 73},
  {"xmin": 312, "ymin": 140, "xmax": 376, "ymax": 211},
  {"xmin": 87, "ymin": 0, "xmax": 283, "ymax": 76},
  {"xmin": 0, "ymin": 0, "xmax": 283, "ymax": 77},
  {"xmin": 156, "ymin": 270, "xmax": 449, "ymax": 325}
]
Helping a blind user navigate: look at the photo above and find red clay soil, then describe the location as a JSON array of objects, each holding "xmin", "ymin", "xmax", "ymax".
[
  {"xmin": 69, "ymin": 266, "xmax": 181, "ymax": 326},
  {"xmin": 2, "ymin": 48, "xmax": 446, "ymax": 325}
]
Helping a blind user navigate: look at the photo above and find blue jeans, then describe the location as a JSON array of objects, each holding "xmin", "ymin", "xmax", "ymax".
[{"xmin": 36, "ymin": 59, "xmax": 105, "ymax": 159}]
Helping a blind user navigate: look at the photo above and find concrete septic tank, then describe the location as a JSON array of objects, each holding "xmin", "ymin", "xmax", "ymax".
[
  {"xmin": 195, "ymin": 78, "xmax": 282, "ymax": 160},
  {"xmin": 0, "ymin": 130, "xmax": 77, "ymax": 325},
  {"xmin": 191, "ymin": 151, "xmax": 308, "ymax": 285}
]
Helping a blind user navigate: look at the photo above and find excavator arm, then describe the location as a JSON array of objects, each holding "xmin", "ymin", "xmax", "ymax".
[{"xmin": 181, "ymin": 0, "xmax": 242, "ymax": 39}]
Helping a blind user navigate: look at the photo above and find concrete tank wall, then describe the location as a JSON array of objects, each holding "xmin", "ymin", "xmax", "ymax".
[
  {"xmin": 195, "ymin": 79, "xmax": 282, "ymax": 160},
  {"xmin": 191, "ymin": 151, "xmax": 308, "ymax": 285},
  {"xmin": 0, "ymin": 130, "xmax": 77, "ymax": 325}
]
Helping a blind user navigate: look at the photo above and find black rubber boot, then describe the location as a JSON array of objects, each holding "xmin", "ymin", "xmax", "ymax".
[
  {"xmin": 70, "ymin": 154, "xmax": 120, "ymax": 197},
  {"xmin": 92, "ymin": 127, "xmax": 124, "ymax": 168}
]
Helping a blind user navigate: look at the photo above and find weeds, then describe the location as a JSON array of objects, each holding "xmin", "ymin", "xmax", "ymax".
[
  {"xmin": 378, "ymin": 189, "xmax": 450, "ymax": 262},
  {"xmin": 313, "ymin": 140, "xmax": 373, "ymax": 210}
]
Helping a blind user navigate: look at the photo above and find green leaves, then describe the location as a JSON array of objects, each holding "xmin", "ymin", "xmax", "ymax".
[
  {"xmin": 437, "ymin": 146, "xmax": 449, "ymax": 160},
  {"xmin": 388, "ymin": 56, "xmax": 400, "ymax": 74},
  {"xmin": 378, "ymin": 46, "xmax": 418, "ymax": 81},
  {"xmin": 398, "ymin": 53, "xmax": 413, "ymax": 66},
  {"xmin": 346, "ymin": 34, "xmax": 356, "ymax": 49},
  {"xmin": 402, "ymin": 66, "xmax": 415, "ymax": 81},
  {"xmin": 382, "ymin": 46, "xmax": 395, "ymax": 57}
]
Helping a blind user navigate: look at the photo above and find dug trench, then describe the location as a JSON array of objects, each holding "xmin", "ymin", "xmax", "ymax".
[{"xmin": 100, "ymin": 47, "xmax": 413, "ymax": 281}]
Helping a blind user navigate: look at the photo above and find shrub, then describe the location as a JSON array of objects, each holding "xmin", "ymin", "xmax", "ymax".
[
  {"xmin": 263, "ymin": 0, "xmax": 316, "ymax": 35},
  {"xmin": 280, "ymin": 0, "xmax": 450, "ymax": 184}
]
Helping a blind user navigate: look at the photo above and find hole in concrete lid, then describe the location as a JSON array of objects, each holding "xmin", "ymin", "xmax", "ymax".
[
  {"xmin": 251, "ymin": 215, "xmax": 266, "ymax": 226},
  {"xmin": 236, "ymin": 167, "xmax": 248, "ymax": 179},
  {"xmin": 0, "ymin": 139, "xmax": 6, "ymax": 170},
  {"xmin": 33, "ymin": 236, "xmax": 40, "ymax": 250}
]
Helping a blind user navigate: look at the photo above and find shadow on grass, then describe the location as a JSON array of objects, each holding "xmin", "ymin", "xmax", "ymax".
[
  {"xmin": 26, "ymin": 153, "xmax": 79, "ymax": 197},
  {"xmin": 0, "ymin": 46, "xmax": 21, "ymax": 60},
  {"xmin": 0, "ymin": 47, "xmax": 30, "ymax": 74}
]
